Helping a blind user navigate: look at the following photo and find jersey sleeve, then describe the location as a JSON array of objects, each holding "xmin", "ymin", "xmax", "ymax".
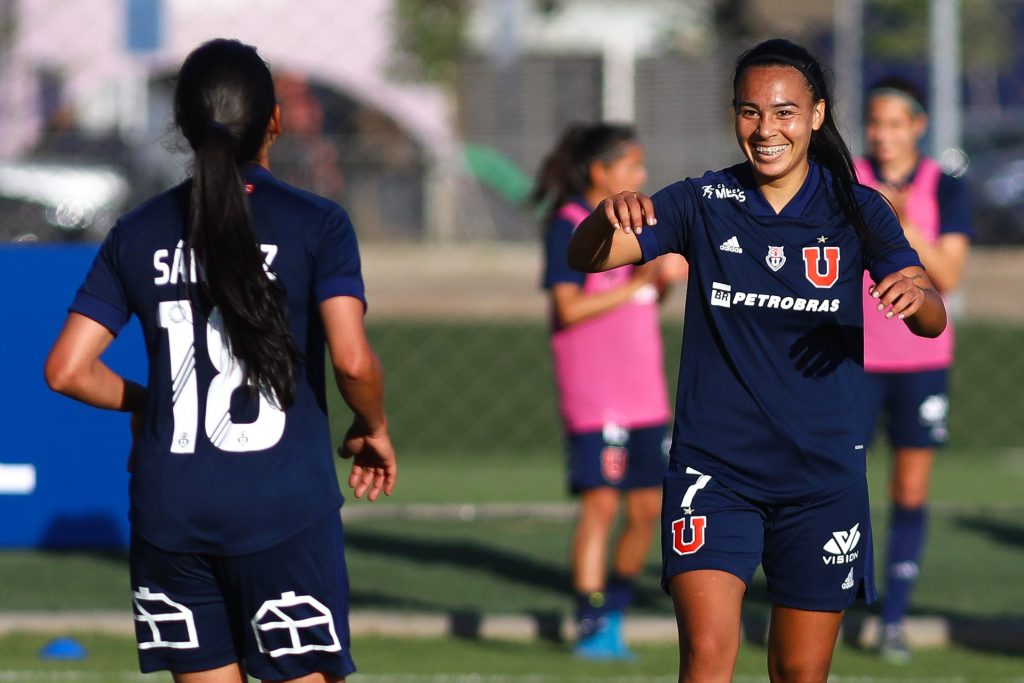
[
  {"xmin": 860, "ymin": 191, "xmax": 923, "ymax": 282},
  {"xmin": 543, "ymin": 217, "xmax": 586, "ymax": 288},
  {"xmin": 69, "ymin": 223, "xmax": 132, "ymax": 334},
  {"xmin": 937, "ymin": 173, "xmax": 974, "ymax": 238},
  {"xmin": 637, "ymin": 181, "xmax": 697, "ymax": 263},
  {"xmin": 313, "ymin": 205, "xmax": 367, "ymax": 308}
]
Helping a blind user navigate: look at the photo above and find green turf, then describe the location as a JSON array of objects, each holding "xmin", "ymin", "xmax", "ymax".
[
  {"xmin": 3, "ymin": 504, "xmax": 1022, "ymax": 622},
  {"xmin": 1, "ymin": 632, "xmax": 1022, "ymax": 682},
  {"xmin": 347, "ymin": 319, "xmax": 1024, "ymax": 458}
]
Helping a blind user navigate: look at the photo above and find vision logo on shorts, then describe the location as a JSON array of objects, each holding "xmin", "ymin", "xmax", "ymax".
[
  {"xmin": 252, "ymin": 591, "xmax": 341, "ymax": 658},
  {"xmin": 822, "ymin": 523, "xmax": 861, "ymax": 565}
]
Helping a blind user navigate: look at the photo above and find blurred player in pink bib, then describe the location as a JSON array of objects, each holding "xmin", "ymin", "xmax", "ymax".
[
  {"xmin": 534, "ymin": 123, "xmax": 682, "ymax": 659},
  {"xmin": 856, "ymin": 76, "xmax": 973, "ymax": 663}
]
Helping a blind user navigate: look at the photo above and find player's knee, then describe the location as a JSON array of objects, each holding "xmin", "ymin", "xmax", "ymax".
[
  {"xmin": 582, "ymin": 489, "xmax": 620, "ymax": 525},
  {"xmin": 890, "ymin": 482, "xmax": 928, "ymax": 508},
  {"xmin": 678, "ymin": 627, "xmax": 739, "ymax": 670},
  {"xmin": 767, "ymin": 654, "xmax": 831, "ymax": 683}
]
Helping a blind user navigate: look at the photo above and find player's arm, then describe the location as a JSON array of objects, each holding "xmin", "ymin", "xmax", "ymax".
[
  {"xmin": 44, "ymin": 312, "xmax": 147, "ymax": 412},
  {"xmin": 321, "ymin": 295, "xmax": 396, "ymax": 500},
  {"xmin": 567, "ymin": 191, "xmax": 655, "ymax": 272},
  {"xmin": 869, "ymin": 265, "xmax": 947, "ymax": 338},
  {"xmin": 551, "ymin": 264, "xmax": 656, "ymax": 327},
  {"xmin": 902, "ymin": 230, "xmax": 969, "ymax": 294}
]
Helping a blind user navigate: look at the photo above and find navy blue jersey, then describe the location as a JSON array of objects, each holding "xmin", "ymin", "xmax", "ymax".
[
  {"xmin": 70, "ymin": 165, "xmax": 364, "ymax": 554},
  {"xmin": 542, "ymin": 198, "xmax": 588, "ymax": 289},
  {"xmin": 638, "ymin": 162, "xmax": 921, "ymax": 502}
]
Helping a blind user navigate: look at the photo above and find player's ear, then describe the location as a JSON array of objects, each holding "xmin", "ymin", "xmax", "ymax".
[
  {"xmin": 267, "ymin": 105, "xmax": 282, "ymax": 144},
  {"xmin": 812, "ymin": 99, "xmax": 825, "ymax": 131}
]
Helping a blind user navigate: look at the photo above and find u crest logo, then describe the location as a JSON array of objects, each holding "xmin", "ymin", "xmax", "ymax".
[
  {"xmin": 802, "ymin": 246, "xmax": 841, "ymax": 288},
  {"xmin": 671, "ymin": 516, "xmax": 707, "ymax": 556}
]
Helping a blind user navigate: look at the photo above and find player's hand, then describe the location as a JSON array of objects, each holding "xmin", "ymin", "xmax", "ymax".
[
  {"xmin": 601, "ymin": 191, "xmax": 657, "ymax": 235},
  {"xmin": 338, "ymin": 418, "xmax": 397, "ymax": 501},
  {"xmin": 869, "ymin": 271, "xmax": 928, "ymax": 321}
]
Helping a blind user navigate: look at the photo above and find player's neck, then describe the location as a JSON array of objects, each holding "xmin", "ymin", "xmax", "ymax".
[
  {"xmin": 875, "ymin": 153, "xmax": 919, "ymax": 186},
  {"xmin": 758, "ymin": 162, "xmax": 809, "ymax": 214}
]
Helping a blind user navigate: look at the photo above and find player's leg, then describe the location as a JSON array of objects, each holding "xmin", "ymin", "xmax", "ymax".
[
  {"xmin": 571, "ymin": 485, "xmax": 620, "ymax": 653},
  {"xmin": 567, "ymin": 429, "xmax": 627, "ymax": 656},
  {"xmin": 173, "ymin": 665, "xmax": 247, "ymax": 683},
  {"xmin": 261, "ymin": 673, "xmax": 343, "ymax": 683},
  {"xmin": 613, "ymin": 425, "xmax": 668, "ymax": 579},
  {"xmin": 662, "ymin": 465, "xmax": 764, "ymax": 682},
  {"xmin": 765, "ymin": 606, "xmax": 843, "ymax": 682},
  {"xmin": 762, "ymin": 477, "xmax": 876, "ymax": 681},
  {"xmin": 230, "ymin": 510, "xmax": 356, "ymax": 682},
  {"xmin": 880, "ymin": 369, "xmax": 948, "ymax": 661},
  {"xmin": 600, "ymin": 424, "xmax": 669, "ymax": 655},
  {"xmin": 670, "ymin": 570, "xmax": 746, "ymax": 683}
]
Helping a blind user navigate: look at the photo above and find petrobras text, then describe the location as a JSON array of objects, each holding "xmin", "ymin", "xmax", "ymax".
[{"xmin": 710, "ymin": 281, "xmax": 840, "ymax": 313}]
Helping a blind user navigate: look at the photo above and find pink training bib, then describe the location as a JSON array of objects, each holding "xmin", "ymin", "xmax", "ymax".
[
  {"xmin": 856, "ymin": 157, "xmax": 955, "ymax": 371},
  {"xmin": 549, "ymin": 203, "xmax": 670, "ymax": 433}
]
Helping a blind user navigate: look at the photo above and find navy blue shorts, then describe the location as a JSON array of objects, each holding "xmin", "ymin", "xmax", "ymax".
[
  {"xmin": 129, "ymin": 511, "xmax": 356, "ymax": 680},
  {"xmin": 567, "ymin": 423, "xmax": 669, "ymax": 494},
  {"xmin": 661, "ymin": 465, "xmax": 876, "ymax": 611},
  {"xmin": 862, "ymin": 368, "xmax": 950, "ymax": 449}
]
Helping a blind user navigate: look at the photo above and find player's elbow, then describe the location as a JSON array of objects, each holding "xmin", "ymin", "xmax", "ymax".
[
  {"xmin": 566, "ymin": 243, "xmax": 600, "ymax": 273},
  {"xmin": 44, "ymin": 352, "xmax": 82, "ymax": 396},
  {"xmin": 331, "ymin": 345, "xmax": 377, "ymax": 384}
]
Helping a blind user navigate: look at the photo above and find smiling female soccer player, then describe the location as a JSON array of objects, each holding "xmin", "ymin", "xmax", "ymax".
[
  {"xmin": 45, "ymin": 39, "xmax": 395, "ymax": 683},
  {"xmin": 568, "ymin": 39, "xmax": 946, "ymax": 683}
]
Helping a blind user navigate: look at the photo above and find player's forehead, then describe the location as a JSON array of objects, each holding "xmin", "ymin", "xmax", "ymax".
[
  {"xmin": 734, "ymin": 64, "xmax": 816, "ymax": 109},
  {"xmin": 866, "ymin": 94, "xmax": 919, "ymax": 121}
]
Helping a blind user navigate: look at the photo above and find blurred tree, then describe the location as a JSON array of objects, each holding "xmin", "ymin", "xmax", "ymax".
[
  {"xmin": 868, "ymin": 0, "xmax": 1013, "ymax": 112},
  {"xmin": 392, "ymin": 0, "xmax": 469, "ymax": 83}
]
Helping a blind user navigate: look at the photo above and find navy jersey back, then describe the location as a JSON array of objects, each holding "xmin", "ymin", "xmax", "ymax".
[
  {"xmin": 71, "ymin": 165, "xmax": 364, "ymax": 554},
  {"xmin": 639, "ymin": 162, "xmax": 920, "ymax": 502}
]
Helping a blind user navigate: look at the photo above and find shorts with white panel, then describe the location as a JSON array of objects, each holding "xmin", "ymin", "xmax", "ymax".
[
  {"xmin": 661, "ymin": 464, "xmax": 876, "ymax": 611},
  {"xmin": 130, "ymin": 510, "xmax": 355, "ymax": 679}
]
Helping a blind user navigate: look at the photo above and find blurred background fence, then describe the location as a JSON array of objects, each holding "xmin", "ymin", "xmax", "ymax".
[{"xmin": 2, "ymin": 0, "xmax": 1023, "ymax": 479}]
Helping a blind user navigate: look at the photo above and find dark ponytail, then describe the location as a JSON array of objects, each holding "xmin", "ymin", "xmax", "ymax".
[
  {"xmin": 175, "ymin": 38, "xmax": 300, "ymax": 408},
  {"xmin": 733, "ymin": 39, "xmax": 875, "ymax": 248},
  {"xmin": 531, "ymin": 122, "xmax": 638, "ymax": 228}
]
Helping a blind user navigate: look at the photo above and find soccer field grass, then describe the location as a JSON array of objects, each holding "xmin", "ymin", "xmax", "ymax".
[{"xmin": 1, "ymin": 632, "xmax": 1023, "ymax": 682}]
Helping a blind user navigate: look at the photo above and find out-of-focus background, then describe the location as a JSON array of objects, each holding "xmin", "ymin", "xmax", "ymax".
[{"xmin": 1, "ymin": 1, "xmax": 1022, "ymax": 681}]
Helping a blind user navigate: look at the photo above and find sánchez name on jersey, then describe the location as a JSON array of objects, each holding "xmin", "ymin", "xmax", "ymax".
[{"xmin": 153, "ymin": 240, "xmax": 279, "ymax": 285}]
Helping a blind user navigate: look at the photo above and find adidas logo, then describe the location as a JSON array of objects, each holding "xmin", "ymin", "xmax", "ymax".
[
  {"xmin": 719, "ymin": 236, "xmax": 743, "ymax": 254},
  {"xmin": 822, "ymin": 523, "xmax": 861, "ymax": 565},
  {"xmin": 842, "ymin": 568, "xmax": 855, "ymax": 590}
]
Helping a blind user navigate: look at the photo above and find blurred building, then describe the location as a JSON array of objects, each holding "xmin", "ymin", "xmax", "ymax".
[{"xmin": 0, "ymin": 0, "xmax": 455, "ymax": 240}]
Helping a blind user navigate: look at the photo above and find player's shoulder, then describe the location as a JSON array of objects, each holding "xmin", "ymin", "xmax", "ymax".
[
  {"xmin": 109, "ymin": 181, "xmax": 190, "ymax": 248},
  {"xmin": 253, "ymin": 170, "xmax": 351, "ymax": 225}
]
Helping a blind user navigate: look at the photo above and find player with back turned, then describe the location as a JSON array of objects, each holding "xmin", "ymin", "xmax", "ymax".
[
  {"xmin": 45, "ymin": 39, "xmax": 396, "ymax": 683},
  {"xmin": 567, "ymin": 39, "xmax": 946, "ymax": 682}
]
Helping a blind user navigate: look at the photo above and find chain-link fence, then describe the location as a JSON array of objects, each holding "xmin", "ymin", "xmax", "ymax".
[{"xmin": 3, "ymin": 0, "xmax": 1022, "ymax": 457}]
